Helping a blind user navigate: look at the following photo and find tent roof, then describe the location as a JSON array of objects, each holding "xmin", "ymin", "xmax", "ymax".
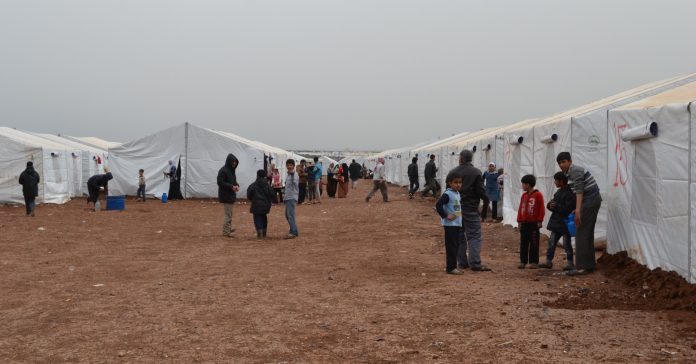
[
  {"xmin": 617, "ymin": 80, "xmax": 696, "ymax": 109},
  {"xmin": 65, "ymin": 136, "xmax": 121, "ymax": 150},
  {"xmin": 411, "ymin": 131, "xmax": 470, "ymax": 152},
  {"xmin": 29, "ymin": 132, "xmax": 106, "ymax": 153},
  {"xmin": 0, "ymin": 127, "xmax": 73, "ymax": 150}
]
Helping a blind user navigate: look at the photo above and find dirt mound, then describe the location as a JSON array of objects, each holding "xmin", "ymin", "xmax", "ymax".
[{"xmin": 547, "ymin": 252, "xmax": 696, "ymax": 312}]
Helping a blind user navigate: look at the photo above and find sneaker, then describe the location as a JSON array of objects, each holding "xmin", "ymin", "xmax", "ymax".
[
  {"xmin": 518, "ymin": 263, "xmax": 526, "ymax": 269},
  {"xmin": 457, "ymin": 264, "xmax": 470, "ymax": 270},
  {"xmin": 538, "ymin": 262, "xmax": 553, "ymax": 269},
  {"xmin": 562, "ymin": 263, "xmax": 575, "ymax": 271},
  {"xmin": 447, "ymin": 269, "xmax": 464, "ymax": 275},
  {"xmin": 471, "ymin": 265, "xmax": 491, "ymax": 272},
  {"xmin": 527, "ymin": 264, "xmax": 539, "ymax": 269},
  {"xmin": 284, "ymin": 233, "xmax": 297, "ymax": 240}
]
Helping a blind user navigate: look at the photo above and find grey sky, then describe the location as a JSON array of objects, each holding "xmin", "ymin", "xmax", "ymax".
[{"xmin": 1, "ymin": 1, "xmax": 695, "ymax": 151}]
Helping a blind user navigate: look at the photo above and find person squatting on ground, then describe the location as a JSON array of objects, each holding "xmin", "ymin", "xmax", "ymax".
[
  {"xmin": 349, "ymin": 159, "xmax": 362, "ymax": 188},
  {"xmin": 539, "ymin": 171, "xmax": 576, "ymax": 270},
  {"xmin": 517, "ymin": 174, "xmax": 545, "ymax": 269},
  {"xmin": 407, "ymin": 157, "xmax": 419, "ymax": 199},
  {"xmin": 136, "ymin": 169, "xmax": 146, "ymax": 202},
  {"xmin": 283, "ymin": 159, "xmax": 299, "ymax": 239},
  {"xmin": 449, "ymin": 150, "xmax": 491, "ymax": 271},
  {"xmin": 422, "ymin": 154, "xmax": 441, "ymax": 198},
  {"xmin": 217, "ymin": 154, "xmax": 240, "ymax": 238},
  {"xmin": 18, "ymin": 161, "xmax": 40, "ymax": 217},
  {"xmin": 271, "ymin": 166, "xmax": 283, "ymax": 204},
  {"xmin": 481, "ymin": 162, "xmax": 500, "ymax": 221},
  {"xmin": 297, "ymin": 160, "xmax": 308, "ymax": 204},
  {"xmin": 436, "ymin": 174, "xmax": 464, "ymax": 275},
  {"xmin": 87, "ymin": 168, "xmax": 113, "ymax": 211},
  {"xmin": 247, "ymin": 169, "xmax": 276, "ymax": 240},
  {"xmin": 557, "ymin": 151, "xmax": 602, "ymax": 275},
  {"xmin": 365, "ymin": 157, "xmax": 388, "ymax": 202}
]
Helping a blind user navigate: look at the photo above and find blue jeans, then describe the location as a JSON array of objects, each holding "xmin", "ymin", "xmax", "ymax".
[
  {"xmin": 284, "ymin": 200, "xmax": 298, "ymax": 236},
  {"xmin": 137, "ymin": 185, "xmax": 146, "ymax": 201},
  {"xmin": 457, "ymin": 208, "xmax": 483, "ymax": 268},
  {"xmin": 546, "ymin": 230, "xmax": 573, "ymax": 263},
  {"xmin": 24, "ymin": 196, "xmax": 35, "ymax": 215}
]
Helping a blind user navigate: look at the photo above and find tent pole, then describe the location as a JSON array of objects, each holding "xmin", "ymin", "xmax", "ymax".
[
  {"xmin": 184, "ymin": 122, "xmax": 189, "ymax": 199},
  {"xmin": 688, "ymin": 103, "xmax": 693, "ymax": 283}
]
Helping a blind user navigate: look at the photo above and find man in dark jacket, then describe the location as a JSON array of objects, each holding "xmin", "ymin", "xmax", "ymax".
[
  {"xmin": 18, "ymin": 161, "xmax": 40, "ymax": 216},
  {"xmin": 217, "ymin": 153, "xmax": 240, "ymax": 237},
  {"xmin": 407, "ymin": 157, "xmax": 419, "ymax": 199},
  {"xmin": 349, "ymin": 159, "xmax": 362, "ymax": 188},
  {"xmin": 448, "ymin": 149, "xmax": 490, "ymax": 271},
  {"xmin": 421, "ymin": 154, "xmax": 440, "ymax": 198},
  {"xmin": 87, "ymin": 169, "xmax": 113, "ymax": 211}
]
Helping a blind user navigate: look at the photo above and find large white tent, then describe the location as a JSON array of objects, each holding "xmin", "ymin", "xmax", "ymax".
[
  {"xmin": 607, "ymin": 80, "xmax": 696, "ymax": 283},
  {"xmin": 0, "ymin": 127, "xmax": 75, "ymax": 204},
  {"xmin": 64, "ymin": 136, "xmax": 121, "ymax": 151},
  {"xmin": 108, "ymin": 123, "xmax": 303, "ymax": 199}
]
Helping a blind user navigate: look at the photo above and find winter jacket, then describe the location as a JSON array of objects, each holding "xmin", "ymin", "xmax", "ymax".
[
  {"xmin": 407, "ymin": 162, "xmax": 418, "ymax": 182},
  {"xmin": 424, "ymin": 160, "xmax": 437, "ymax": 181},
  {"xmin": 298, "ymin": 165, "xmax": 308, "ymax": 184},
  {"xmin": 448, "ymin": 163, "xmax": 486, "ymax": 209},
  {"xmin": 306, "ymin": 166, "xmax": 317, "ymax": 182},
  {"xmin": 88, "ymin": 172, "xmax": 113, "ymax": 188},
  {"xmin": 284, "ymin": 172, "xmax": 299, "ymax": 201},
  {"xmin": 517, "ymin": 189, "xmax": 545, "ymax": 223},
  {"xmin": 18, "ymin": 166, "xmax": 40, "ymax": 198},
  {"xmin": 217, "ymin": 154, "xmax": 239, "ymax": 203},
  {"xmin": 435, "ymin": 188, "xmax": 462, "ymax": 227},
  {"xmin": 349, "ymin": 162, "xmax": 362, "ymax": 179},
  {"xmin": 246, "ymin": 177, "xmax": 275, "ymax": 214},
  {"xmin": 546, "ymin": 185, "xmax": 576, "ymax": 232}
]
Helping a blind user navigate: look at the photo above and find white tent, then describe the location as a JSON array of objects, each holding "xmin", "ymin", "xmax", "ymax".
[
  {"xmin": 27, "ymin": 132, "xmax": 109, "ymax": 197},
  {"xmin": 64, "ymin": 136, "xmax": 121, "ymax": 150},
  {"xmin": 410, "ymin": 132, "xmax": 470, "ymax": 189},
  {"xmin": 108, "ymin": 123, "xmax": 302, "ymax": 199},
  {"xmin": 319, "ymin": 156, "xmax": 339, "ymax": 175},
  {"xmin": 0, "ymin": 127, "xmax": 74, "ymax": 204},
  {"xmin": 607, "ymin": 80, "xmax": 696, "ymax": 283}
]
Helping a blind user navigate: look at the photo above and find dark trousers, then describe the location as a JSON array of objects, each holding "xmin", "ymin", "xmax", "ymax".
[
  {"xmin": 481, "ymin": 200, "xmax": 498, "ymax": 220},
  {"xmin": 273, "ymin": 188, "xmax": 283, "ymax": 203},
  {"xmin": 88, "ymin": 184, "xmax": 100, "ymax": 203},
  {"xmin": 575, "ymin": 198, "xmax": 602, "ymax": 270},
  {"xmin": 546, "ymin": 229, "xmax": 573, "ymax": 263},
  {"xmin": 253, "ymin": 213, "xmax": 268, "ymax": 231},
  {"xmin": 298, "ymin": 183, "xmax": 307, "ymax": 204},
  {"xmin": 519, "ymin": 222, "xmax": 540, "ymax": 264},
  {"xmin": 137, "ymin": 185, "xmax": 146, "ymax": 201},
  {"xmin": 409, "ymin": 179, "xmax": 419, "ymax": 195},
  {"xmin": 444, "ymin": 226, "xmax": 460, "ymax": 272},
  {"xmin": 24, "ymin": 196, "xmax": 36, "ymax": 215}
]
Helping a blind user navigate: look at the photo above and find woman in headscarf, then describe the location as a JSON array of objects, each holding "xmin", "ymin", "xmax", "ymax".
[
  {"xmin": 326, "ymin": 162, "xmax": 338, "ymax": 198},
  {"xmin": 338, "ymin": 162, "xmax": 350, "ymax": 198},
  {"xmin": 164, "ymin": 159, "xmax": 183, "ymax": 200},
  {"xmin": 481, "ymin": 162, "xmax": 500, "ymax": 222}
]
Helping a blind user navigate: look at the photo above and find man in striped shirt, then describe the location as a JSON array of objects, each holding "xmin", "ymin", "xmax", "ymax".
[{"xmin": 556, "ymin": 152, "xmax": 602, "ymax": 275}]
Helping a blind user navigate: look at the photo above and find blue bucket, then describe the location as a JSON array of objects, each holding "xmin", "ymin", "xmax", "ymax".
[
  {"xmin": 106, "ymin": 195, "xmax": 126, "ymax": 211},
  {"xmin": 161, "ymin": 193, "xmax": 168, "ymax": 203},
  {"xmin": 567, "ymin": 213, "xmax": 576, "ymax": 237}
]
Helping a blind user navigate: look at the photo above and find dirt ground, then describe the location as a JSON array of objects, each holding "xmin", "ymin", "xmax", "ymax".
[{"xmin": 2, "ymin": 181, "xmax": 696, "ymax": 363}]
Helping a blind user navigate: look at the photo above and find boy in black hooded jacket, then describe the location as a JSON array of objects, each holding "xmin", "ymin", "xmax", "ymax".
[
  {"xmin": 247, "ymin": 169, "xmax": 275, "ymax": 240},
  {"xmin": 540, "ymin": 172, "xmax": 576, "ymax": 270}
]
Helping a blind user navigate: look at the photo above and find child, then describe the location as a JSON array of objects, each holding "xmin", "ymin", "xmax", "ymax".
[
  {"xmin": 516, "ymin": 174, "xmax": 545, "ymax": 269},
  {"xmin": 137, "ymin": 169, "xmax": 146, "ymax": 202},
  {"xmin": 271, "ymin": 167, "xmax": 283, "ymax": 204},
  {"xmin": 306, "ymin": 161, "xmax": 317, "ymax": 204},
  {"xmin": 247, "ymin": 169, "xmax": 275, "ymax": 240},
  {"xmin": 435, "ymin": 173, "xmax": 464, "ymax": 274},
  {"xmin": 283, "ymin": 159, "xmax": 299, "ymax": 239},
  {"xmin": 539, "ymin": 172, "xmax": 576, "ymax": 270}
]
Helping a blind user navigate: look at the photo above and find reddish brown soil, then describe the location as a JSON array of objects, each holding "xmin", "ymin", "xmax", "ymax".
[{"xmin": 1, "ymin": 182, "xmax": 696, "ymax": 362}]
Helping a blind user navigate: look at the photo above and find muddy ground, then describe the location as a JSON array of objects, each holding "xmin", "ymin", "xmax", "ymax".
[{"xmin": 1, "ymin": 181, "xmax": 696, "ymax": 363}]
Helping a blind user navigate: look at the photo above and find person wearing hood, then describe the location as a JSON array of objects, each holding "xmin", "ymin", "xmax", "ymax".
[
  {"xmin": 218, "ymin": 153, "xmax": 240, "ymax": 238},
  {"xmin": 448, "ymin": 149, "xmax": 491, "ymax": 271},
  {"xmin": 247, "ymin": 169, "xmax": 276, "ymax": 240},
  {"xmin": 18, "ymin": 161, "xmax": 40, "ymax": 216},
  {"xmin": 164, "ymin": 159, "xmax": 183, "ymax": 200},
  {"xmin": 87, "ymin": 168, "xmax": 113, "ymax": 211}
]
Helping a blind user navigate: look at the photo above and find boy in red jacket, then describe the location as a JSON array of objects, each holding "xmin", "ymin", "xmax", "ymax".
[{"xmin": 517, "ymin": 174, "xmax": 545, "ymax": 269}]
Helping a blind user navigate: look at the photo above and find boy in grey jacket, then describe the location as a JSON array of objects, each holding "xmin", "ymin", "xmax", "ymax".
[{"xmin": 283, "ymin": 159, "xmax": 299, "ymax": 239}]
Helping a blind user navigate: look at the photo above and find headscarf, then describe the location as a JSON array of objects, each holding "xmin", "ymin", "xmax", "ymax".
[{"xmin": 489, "ymin": 162, "xmax": 496, "ymax": 168}]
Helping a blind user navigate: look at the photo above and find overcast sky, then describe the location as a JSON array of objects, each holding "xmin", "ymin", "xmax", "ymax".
[{"xmin": 1, "ymin": 1, "xmax": 695, "ymax": 151}]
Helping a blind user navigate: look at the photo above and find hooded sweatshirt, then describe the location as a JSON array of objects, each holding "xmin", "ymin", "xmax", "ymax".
[
  {"xmin": 247, "ymin": 176, "xmax": 275, "ymax": 214},
  {"xmin": 217, "ymin": 154, "xmax": 240, "ymax": 203},
  {"xmin": 88, "ymin": 172, "xmax": 113, "ymax": 188},
  {"xmin": 517, "ymin": 189, "xmax": 545, "ymax": 223},
  {"xmin": 18, "ymin": 165, "xmax": 40, "ymax": 198}
]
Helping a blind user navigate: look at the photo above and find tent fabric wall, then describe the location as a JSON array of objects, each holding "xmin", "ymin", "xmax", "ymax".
[
  {"xmin": 691, "ymin": 103, "xmax": 696, "ymax": 283},
  {"xmin": 607, "ymin": 103, "xmax": 692, "ymax": 280}
]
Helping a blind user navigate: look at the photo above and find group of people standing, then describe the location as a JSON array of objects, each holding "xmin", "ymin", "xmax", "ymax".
[
  {"xmin": 326, "ymin": 160, "xmax": 362, "ymax": 199},
  {"xmin": 435, "ymin": 149, "xmax": 601, "ymax": 277}
]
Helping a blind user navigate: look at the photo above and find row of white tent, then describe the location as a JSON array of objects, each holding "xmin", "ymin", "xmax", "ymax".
[{"xmin": 370, "ymin": 73, "xmax": 696, "ymax": 283}]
